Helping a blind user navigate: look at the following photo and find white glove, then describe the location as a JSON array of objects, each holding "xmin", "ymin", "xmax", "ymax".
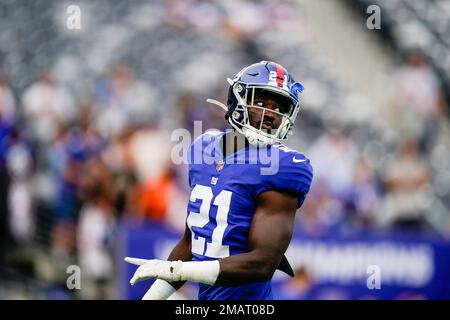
[
  {"xmin": 124, "ymin": 257, "xmax": 220, "ymax": 286},
  {"xmin": 125, "ymin": 258, "xmax": 183, "ymax": 284}
]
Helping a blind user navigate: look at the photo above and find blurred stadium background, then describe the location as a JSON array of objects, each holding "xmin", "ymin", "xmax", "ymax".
[{"xmin": 0, "ymin": 0, "xmax": 450, "ymax": 299}]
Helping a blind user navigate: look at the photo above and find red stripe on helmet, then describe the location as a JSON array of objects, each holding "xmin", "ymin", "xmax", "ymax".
[{"xmin": 275, "ymin": 63, "xmax": 284, "ymax": 88}]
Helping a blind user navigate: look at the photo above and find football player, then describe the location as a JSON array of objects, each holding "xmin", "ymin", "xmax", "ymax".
[{"xmin": 125, "ymin": 61, "xmax": 313, "ymax": 300}]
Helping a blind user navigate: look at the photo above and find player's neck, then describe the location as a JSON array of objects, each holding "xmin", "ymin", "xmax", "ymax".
[{"xmin": 222, "ymin": 130, "xmax": 249, "ymax": 158}]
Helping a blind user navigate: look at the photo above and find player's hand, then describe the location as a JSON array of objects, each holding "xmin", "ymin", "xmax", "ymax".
[{"xmin": 124, "ymin": 257, "xmax": 183, "ymax": 285}]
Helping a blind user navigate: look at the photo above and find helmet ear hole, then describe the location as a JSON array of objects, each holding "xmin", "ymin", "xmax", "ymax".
[
  {"xmin": 232, "ymin": 111, "xmax": 241, "ymax": 121},
  {"xmin": 233, "ymin": 82, "xmax": 246, "ymax": 98}
]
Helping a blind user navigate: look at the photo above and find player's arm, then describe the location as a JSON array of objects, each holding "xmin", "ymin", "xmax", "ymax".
[
  {"xmin": 214, "ymin": 189, "xmax": 297, "ymax": 285},
  {"xmin": 138, "ymin": 224, "xmax": 192, "ymax": 300},
  {"xmin": 165, "ymin": 224, "xmax": 192, "ymax": 290},
  {"xmin": 125, "ymin": 190, "xmax": 298, "ymax": 287}
]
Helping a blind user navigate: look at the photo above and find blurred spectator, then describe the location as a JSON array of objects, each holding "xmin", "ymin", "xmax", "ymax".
[
  {"xmin": 0, "ymin": 119, "xmax": 12, "ymax": 262},
  {"xmin": 137, "ymin": 165, "xmax": 187, "ymax": 233},
  {"xmin": 308, "ymin": 126, "xmax": 358, "ymax": 199},
  {"xmin": 95, "ymin": 66, "xmax": 158, "ymax": 138},
  {"xmin": 77, "ymin": 185, "xmax": 116, "ymax": 300},
  {"xmin": 4, "ymin": 125, "xmax": 35, "ymax": 244},
  {"xmin": 299, "ymin": 178, "xmax": 345, "ymax": 234},
  {"xmin": 392, "ymin": 51, "xmax": 447, "ymax": 152},
  {"xmin": 50, "ymin": 156, "xmax": 81, "ymax": 263},
  {"xmin": 379, "ymin": 139, "xmax": 433, "ymax": 230},
  {"xmin": 176, "ymin": 90, "xmax": 228, "ymax": 135},
  {"xmin": 184, "ymin": 0, "xmax": 225, "ymax": 32},
  {"xmin": 49, "ymin": 127, "xmax": 87, "ymax": 268},
  {"xmin": 222, "ymin": 0, "xmax": 266, "ymax": 40},
  {"xmin": 22, "ymin": 72, "xmax": 76, "ymax": 144},
  {"xmin": 0, "ymin": 72, "xmax": 16, "ymax": 123},
  {"xmin": 138, "ymin": 167, "xmax": 174, "ymax": 222},
  {"xmin": 346, "ymin": 158, "xmax": 382, "ymax": 228},
  {"xmin": 112, "ymin": 168, "xmax": 140, "ymax": 218},
  {"xmin": 163, "ymin": 0, "xmax": 193, "ymax": 28}
]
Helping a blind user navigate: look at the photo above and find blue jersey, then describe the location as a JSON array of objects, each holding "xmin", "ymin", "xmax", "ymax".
[{"xmin": 186, "ymin": 131, "xmax": 313, "ymax": 300}]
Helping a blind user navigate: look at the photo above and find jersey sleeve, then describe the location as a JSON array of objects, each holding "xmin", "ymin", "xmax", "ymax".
[{"xmin": 254, "ymin": 152, "xmax": 314, "ymax": 208}]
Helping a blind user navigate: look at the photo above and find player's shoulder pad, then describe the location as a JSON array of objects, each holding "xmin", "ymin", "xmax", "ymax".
[
  {"xmin": 275, "ymin": 144, "xmax": 313, "ymax": 169},
  {"xmin": 269, "ymin": 144, "xmax": 314, "ymax": 199},
  {"xmin": 188, "ymin": 130, "xmax": 224, "ymax": 164}
]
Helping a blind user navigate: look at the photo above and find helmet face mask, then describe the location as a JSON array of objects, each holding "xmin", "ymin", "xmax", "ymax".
[{"xmin": 224, "ymin": 61, "xmax": 304, "ymax": 147}]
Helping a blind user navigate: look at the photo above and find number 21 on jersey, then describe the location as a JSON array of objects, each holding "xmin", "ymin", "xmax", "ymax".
[{"xmin": 186, "ymin": 184, "xmax": 232, "ymax": 259}]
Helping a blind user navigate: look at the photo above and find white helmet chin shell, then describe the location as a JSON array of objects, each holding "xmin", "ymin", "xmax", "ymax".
[
  {"xmin": 226, "ymin": 108, "xmax": 278, "ymax": 148},
  {"xmin": 242, "ymin": 127, "xmax": 274, "ymax": 148}
]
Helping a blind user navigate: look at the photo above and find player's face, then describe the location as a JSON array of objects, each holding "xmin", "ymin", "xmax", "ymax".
[{"xmin": 246, "ymin": 89, "xmax": 293, "ymax": 134}]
